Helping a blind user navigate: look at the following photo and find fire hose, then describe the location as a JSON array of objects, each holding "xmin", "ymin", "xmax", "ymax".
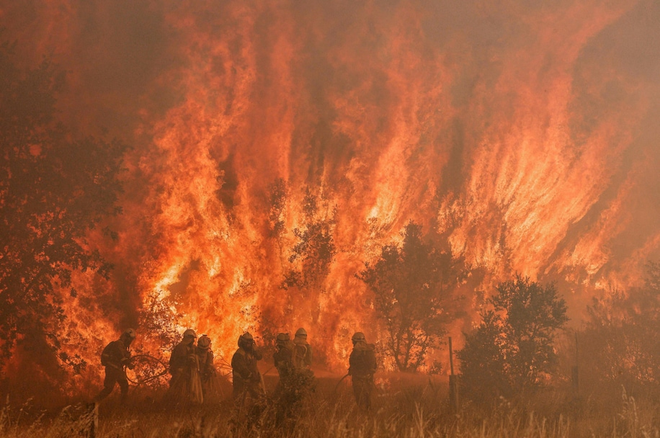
[
  {"xmin": 333, "ymin": 373, "xmax": 350, "ymax": 394},
  {"xmin": 259, "ymin": 365, "xmax": 277, "ymax": 395},
  {"xmin": 124, "ymin": 354, "xmax": 170, "ymax": 386}
]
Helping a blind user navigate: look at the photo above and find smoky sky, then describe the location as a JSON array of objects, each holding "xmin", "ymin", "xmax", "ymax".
[{"xmin": 2, "ymin": 0, "xmax": 660, "ymax": 332}]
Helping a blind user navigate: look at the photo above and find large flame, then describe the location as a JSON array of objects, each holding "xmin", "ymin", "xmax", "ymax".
[{"xmin": 2, "ymin": 0, "xmax": 660, "ymax": 389}]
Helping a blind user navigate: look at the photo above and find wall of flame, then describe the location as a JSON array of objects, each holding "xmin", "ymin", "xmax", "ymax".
[{"xmin": 2, "ymin": 0, "xmax": 660, "ymax": 393}]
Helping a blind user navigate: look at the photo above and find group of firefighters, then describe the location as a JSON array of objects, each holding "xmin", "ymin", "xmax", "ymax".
[{"xmin": 92, "ymin": 327, "xmax": 378, "ymax": 415}]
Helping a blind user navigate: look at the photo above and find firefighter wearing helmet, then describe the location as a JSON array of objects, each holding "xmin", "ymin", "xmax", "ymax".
[
  {"xmin": 273, "ymin": 333, "xmax": 294, "ymax": 384},
  {"xmin": 196, "ymin": 335, "xmax": 214, "ymax": 383},
  {"xmin": 166, "ymin": 329, "xmax": 203, "ymax": 405},
  {"xmin": 231, "ymin": 332, "xmax": 263, "ymax": 403},
  {"xmin": 273, "ymin": 332, "xmax": 296, "ymax": 424},
  {"xmin": 93, "ymin": 328, "xmax": 136, "ymax": 404},
  {"xmin": 196, "ymin": 334, "xmax": 223, "ymax": 403},
  {"xmin": 348, "ymin": 332, "xmax": 377, "ymax": 412},
  {"xmin": 292, "ymin": 328, "xmax": 312, "ymax": 372}
]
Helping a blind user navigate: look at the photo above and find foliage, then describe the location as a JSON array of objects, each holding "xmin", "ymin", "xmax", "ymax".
[
  {"xmin": 282, "ymin": 187, "xmax": 336, "ymax": 294},
  {"xmin": 0, "ymin": 42, "xmax": 126, "ymax": 370},
  {"xmin": 138, "ymin": 290, "xmax": 182, "ymax": 353},
  {"xmin": 267, "ymin": 178, "xmax": 287, "ymax": 240},
  {"xmin": 579, "ymin": 262, "xmax": 660, "ymax": 391},
  {"xmin": 358, "ymin": 223, "xmax": 461, "ymax": 372},
  {"xmin": 456, "ymin": 310, "xmax": 508, "ymax": 399},
  {"xmin": 459, "ymin": 275, "xmax": 568, "ymax": 402}
]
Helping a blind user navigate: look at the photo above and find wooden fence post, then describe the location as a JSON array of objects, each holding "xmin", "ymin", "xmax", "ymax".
[
  {"xmin": 571, "ymin": 332, "xmax": 579, "ymax": 396},
  {"xmin": 449, "ymin": 337, "xmax": 459, "ymax": 412}
]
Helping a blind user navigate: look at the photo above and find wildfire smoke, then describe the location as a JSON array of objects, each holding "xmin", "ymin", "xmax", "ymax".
[{"xmin": 2, "ymin": 0, "xmax": 660, "ymax": 393}]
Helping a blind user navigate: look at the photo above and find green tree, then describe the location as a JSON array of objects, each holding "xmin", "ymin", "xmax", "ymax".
[
  {"xmin": 459, "ymin": 275, "xmax": 568, "ymax": 402},
  {"xmin": 359, "ymin": 223, "xmax": 461, "ymax": 372},
  {"xmin": 0, "ymin": 42, "xmax": 126, "ymax": 371}
]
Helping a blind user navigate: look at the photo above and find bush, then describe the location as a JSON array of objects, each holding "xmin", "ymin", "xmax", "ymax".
[
  {"xmin": 459, "ymin": 275, "xmax": 568, "ymax": 404},
  {"xmin": 579, "ymin": 262, "xmax": 660, "ymax": 398},
  {"xmin": 359, "ymin": 223, "xmax": 462, "ymax": 372}
]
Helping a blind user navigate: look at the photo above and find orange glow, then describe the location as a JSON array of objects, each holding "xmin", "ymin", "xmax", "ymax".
[{"xmin": 3, "ymin": 0, "xmax": 660, "ymax": 390}]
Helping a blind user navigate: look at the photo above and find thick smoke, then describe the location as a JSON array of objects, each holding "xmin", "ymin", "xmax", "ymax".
[{"xmin": 1, "ymin": 0, "xmax": 659, "ymax": 394}]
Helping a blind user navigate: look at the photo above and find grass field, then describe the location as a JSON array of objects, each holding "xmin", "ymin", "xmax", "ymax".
[{"xmin": 1, "ymin": 373, "xmax": 658, "ymax": 438}]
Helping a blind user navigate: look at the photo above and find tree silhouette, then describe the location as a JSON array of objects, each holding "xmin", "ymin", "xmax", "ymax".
[
  {"xmin": 459, "ymin": 275, "xmax": 568, "ymax": 403},
  {"xmin": 282, "ymin": 187, "xmax": 336, "ymax": 294},
  {"xmin": 0, "ymin": 42, "xmax": 126, "ymax": 370},
  {"xmin": 456, "ymin": 310, "xmax": 508, "ymax": 400},
  {"xmin": 359, "ymin": 223, "xmax": 461, "ymax": 372},
  {"xmin": 580, "ymin": 262, "xmax": 660, "ymax": 391}
]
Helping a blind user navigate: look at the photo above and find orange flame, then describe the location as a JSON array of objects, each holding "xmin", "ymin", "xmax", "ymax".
[{"xmin": 3, "ymin": 0, "xmax": 660, "ymax": 390}]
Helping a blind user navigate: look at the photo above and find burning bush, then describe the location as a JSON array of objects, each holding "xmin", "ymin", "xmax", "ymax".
[{"xmin": 0, "ymin": 42, "xmax": 126, "ymax": 384}]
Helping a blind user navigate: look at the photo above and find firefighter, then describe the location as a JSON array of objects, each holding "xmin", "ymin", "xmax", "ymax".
[
  {"xmin": 292, "ymin": 327, "xmax": 316, "ymax": 392},
  {"xmin": 273, "ymin": 332, "xmax": 295, "ymax": 424},
  {"xmin": 196, "ymin": 335, "xmax": 215, "ymax": 383},
  {"xmin": 348, "ymin": 332, "xmax": 377, "ymax": 412},
  {"xmin": 196, "ymin": 334, "xmax": 220, "ymax": 402},
  {"xmin": 93, "ymin": 328, "xmax": 136, "ymax": 404},
  {"xmin": 292, "ymin": 328, "xmax": 312, "ymax": 372},
  {"xmin": 273, "ymin": 333, "xmax": 295, "ymax": 389},
  {"xmin": 167, "ymin": 329, "xmax": 203, "ymax": 405},
  {"xmin": 231, "ymin": 332, "xmax": 263, "ymax": 403}
]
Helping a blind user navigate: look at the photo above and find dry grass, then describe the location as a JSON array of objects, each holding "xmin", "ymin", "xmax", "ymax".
[{"xmin": 1, "ymin": 382, "xmax": 659, "ymax": 438}]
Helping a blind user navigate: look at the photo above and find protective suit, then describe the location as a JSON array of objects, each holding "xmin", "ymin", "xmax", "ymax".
[
  {"xmin": 231, "ymin": 333, "xmax": 263, "ymax": 404},
  {"xmin": 196, "ymin": 334, "xmax": 224, "ymax": 403},
  {"xmin": 348, "ymin": 332, "xmax": 377, "ymax": 411},
  {"xmin": 166, "ymin": 329, "xmax": 203, "ymax": 406},
  {"xmin": 292, "ymin": 328, "xmax": 313, "ymax": 372},
  {"xmin": 93, "ymin": 329, "xmax": 136, "ymax": 404}
]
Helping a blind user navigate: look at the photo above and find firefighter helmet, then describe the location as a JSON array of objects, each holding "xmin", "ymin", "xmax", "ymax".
[
  {"xmin": 122, "ymin": 328, "xmax": 137, "ymax": 339},
  {"xmin": 238, "ymin": 332, "xmax": 255, "ymax": 348},
  {"xmin": 198, "ymin": 334, "xmax": 211, "ymax": 349},
  {"xmin": 351, "ymin": 332, "xmax": 366, "ymax": 343}
]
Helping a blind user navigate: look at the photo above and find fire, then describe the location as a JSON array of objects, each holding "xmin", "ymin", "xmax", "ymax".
[{"xmin": 2, "ymin": 0, "xmax": 659, "ymax": 394}]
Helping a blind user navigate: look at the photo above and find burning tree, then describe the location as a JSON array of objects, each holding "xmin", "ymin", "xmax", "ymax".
[
  {"xmin": 282, "ymin": 187, "xmax": 337, "ymax": 295},
  {"xmin": 267, "ymin": 179, "xmax": 287, "ymax": 240},
  {"xmin": 359, "ymin": 223, "xmax": 461, "ymax": 372},
  {"xmin": 459, "ymin": 276, "xmax": 568, "ymax": 403},
  {"xmin": 0, "ymin": 42, "xmax": 126, "ymax": 371}
]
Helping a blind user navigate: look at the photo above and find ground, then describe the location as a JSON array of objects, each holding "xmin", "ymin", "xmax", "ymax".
[{"xmin": 0, "ymin": 372, "xmax": 658, "ymax": 437}]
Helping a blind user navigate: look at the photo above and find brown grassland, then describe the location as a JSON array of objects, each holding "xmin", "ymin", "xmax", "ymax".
[{"xmin": 1, "ymin": 374, "xmax": 658, "ymax": 438}]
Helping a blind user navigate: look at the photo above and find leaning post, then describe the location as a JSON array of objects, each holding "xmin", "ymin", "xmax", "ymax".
[
  {"xmin": 572, "ymin": 331, "xmax": 579, "ymax": 396},
  {"xmin": 448, "ymin": 336, "xmax": 459, "ymax": 412}
]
